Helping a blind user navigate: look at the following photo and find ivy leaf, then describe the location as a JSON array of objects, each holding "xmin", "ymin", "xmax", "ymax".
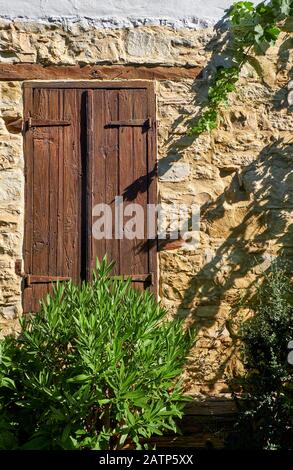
[
  {"xmin": 254, "ymin": 23, "xmax": 265, "ymax": 41},
  {"xmin": 278, "ymin": 0, "xmax": 292, "ymax": 16},
  {"xmin": 264, "ymin": 26, "xmax": 281, "ymax": 42}
]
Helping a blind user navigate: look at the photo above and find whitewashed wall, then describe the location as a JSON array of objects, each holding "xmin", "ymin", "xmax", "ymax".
[{"xmin": 0, "ymin": 0, "xmax": 236, "ymax": 27}]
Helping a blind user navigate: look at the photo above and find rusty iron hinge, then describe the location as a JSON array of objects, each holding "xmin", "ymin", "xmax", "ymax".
[
  {"xmin": 24, "ymin": 275, "xmax": 71, "ymax": 287},
  {"xmin": 26, "ymin": 117, "xmax": 71, "ymax": 130},
  {"xmin": 111, "ymin": 273, "xmax": 153, "ymax": 284},
  {"xmin": 15, "ymin": 262, "xmax": 71, "ymax": 286},
  {"xmin": 106, "ymin": 118, "xmax": 152, "ymax": 129}
]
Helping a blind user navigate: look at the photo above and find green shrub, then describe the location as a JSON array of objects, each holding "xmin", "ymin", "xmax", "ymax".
[
  {"xmin": 232, "ymin": 265, "xmax": 293, "ymax": 449},
  {"xmin": 0, "ymin": 258, "xmax": 192, "ymax": 450}
]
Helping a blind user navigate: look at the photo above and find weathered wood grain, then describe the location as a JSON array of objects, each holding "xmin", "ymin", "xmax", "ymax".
[{"xmin": 0, "ymin": 63, "xmax": 202, "ymax": 81}]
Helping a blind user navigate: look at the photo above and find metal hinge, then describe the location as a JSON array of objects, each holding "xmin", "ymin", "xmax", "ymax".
[
  {"xmin": 15, "ymin": 262, "xmax": 70, "ymax": 286},
  {"xmin": 106, "ymin": 118, "xmax": 152, "ymax": 129},
  {"xmin": 24, "ymin": 275, "xmax": 71, "ymax": 287},
  {"xmin": 26, "ymin": 117, "xmax": 71, "ymax": 130},
  {"xmin": 111, "ymin": 273, "xmax": 153, "ymax": 285}
]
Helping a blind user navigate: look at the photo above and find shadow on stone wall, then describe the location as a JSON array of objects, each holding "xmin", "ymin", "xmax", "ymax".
[
  {"xmin": 158, "ymin": 13, "xmax": 291, "ymax": 179},
  {"xmin": 175, "ymin": 138, "xmax": 293, "ymax": 393},
  {"xmin": 154, "ymin": 16, "xmax": 292, "ymax": 396},
  {"xmin": 157, "ymin": 14, "xmax": 233, "ymax": 178}
]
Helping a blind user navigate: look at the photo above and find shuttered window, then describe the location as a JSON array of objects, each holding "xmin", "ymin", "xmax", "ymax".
[{"xmin": 23, "ymin": 82, "xmax": 157, "ymax": 313}]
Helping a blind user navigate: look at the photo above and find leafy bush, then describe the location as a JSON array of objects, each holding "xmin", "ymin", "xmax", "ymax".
[
  {"xmin": 0, "ymin": 258, "xmax": 192, "ymax": 450},
  {"xmin": 0, "ymin": 340, "xmax": 18, "ymax": 449},
  {"xmin": 231, "ymin": 265, "xmax": 293, "ymax": 449}
]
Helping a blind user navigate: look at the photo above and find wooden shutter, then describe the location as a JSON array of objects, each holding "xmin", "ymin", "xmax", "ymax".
[
  {"xmin": 23, "ymin": 82, "xmax": 157, "ymax": 312},
  {"xmin": 23, "ymin": 87, "xmax": 84, "ymax": 312},
  {"xmin": 86, "ymin": 85, "xmax": 157, "ymax": 293}
]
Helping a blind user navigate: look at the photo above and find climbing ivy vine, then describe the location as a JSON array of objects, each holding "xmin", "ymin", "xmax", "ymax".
[{"xmin": 190, "ymin": 0, "xmax": 293, "ymax": 135}]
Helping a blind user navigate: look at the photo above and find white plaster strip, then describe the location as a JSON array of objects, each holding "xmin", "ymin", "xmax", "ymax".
[{"xmin": 0, "ymin": 15, "xmax": 224, "ymax": 30}]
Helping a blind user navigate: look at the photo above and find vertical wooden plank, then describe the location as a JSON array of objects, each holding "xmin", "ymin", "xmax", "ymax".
[
  {"xmin": 31, "ymin": 88, "xmax": 51, "ymax": 310},
  {"xmin": 91, "ymin": 89, "xmax": 106, "ymax": 271},
  {"xmin": 57, "ymin": 88, "xmax": 64, "ymax": 278},
  {"xmin": 31, "ymin": 88, "xmax": 50, "ymax": 275},
  {"xmin": 146, "ymin": 83, "xmax": 158, "ymax": 297},
  {"xmin": 91, "ymin": 89, "xmax": 120, "ymax": 276},
  {"xmin": 79, "ymin": 88, "xmax": 89, "ymax": 281},
  {"xmin": 132, "ymin": 89, "xmax": 149, "ymax": 277},
  {"xmin": 47, "ymin": 90, "xmax": 60, "ymax": 277},
  {"xmin": 104, "ymin": 90, "xmax": 119, "ymax": 275},
  {"xmin": 118, "ymin": 89, "xmax": 135, "ymax": 277},
  {"xmin": 86, "ymin": 90, "xmax": 93, "ymax": 281},
  {"xmin": 63, "ymin": 88, "xmax": 82, "ymax": 283}
]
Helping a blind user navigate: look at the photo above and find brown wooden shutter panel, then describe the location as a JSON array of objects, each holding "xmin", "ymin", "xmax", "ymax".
[
  {"xmin": 86, "ymin": 87, "xmax": 157, "ymax": 294},
  {"xmin": 23, "ymin": 87, "xmax": 83, "ymax": 313}
]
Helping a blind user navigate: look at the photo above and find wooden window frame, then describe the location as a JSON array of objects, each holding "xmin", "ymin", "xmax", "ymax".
[{"xmin": 23, "ymin": 80, "xmax": 155, "ymax": 90}]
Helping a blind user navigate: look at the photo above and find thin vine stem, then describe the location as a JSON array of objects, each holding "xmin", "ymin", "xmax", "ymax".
[{"xmin": 190, "ymin": 0, "xmax": 293, "ymax": 135}]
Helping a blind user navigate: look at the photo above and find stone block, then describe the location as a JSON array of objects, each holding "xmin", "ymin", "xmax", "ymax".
[{"xmin": 159, "ymin": 161, "xmax": 190, "ymax": 182}]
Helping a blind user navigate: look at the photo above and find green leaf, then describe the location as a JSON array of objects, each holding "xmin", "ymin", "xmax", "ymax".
[
  {"xmin": 97, "ymin": 398, "xmax": 112, "ymax": 405},
  {"xmin": 67, "ymin": 374, "xmax": 91, "ymax": 383},
  {"xmin": 264, "ymin": 26, "xmax": 281, "ymax": 41},
  {"xmin": 119, "ymin": 432, "xmax": 129, "ymax": 446}
]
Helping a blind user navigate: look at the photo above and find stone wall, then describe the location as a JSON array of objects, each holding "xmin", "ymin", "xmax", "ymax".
[
  {"xmin": 157, "ymin": 77, "xmax": 293, "ymax": 395},
  {"xmin": 0, "ymin": 18, "xmax": 292, "ymax": 396},
  {"xmin": 0, "ymin": 80, "xmax": 23, "ymax": 335}
]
